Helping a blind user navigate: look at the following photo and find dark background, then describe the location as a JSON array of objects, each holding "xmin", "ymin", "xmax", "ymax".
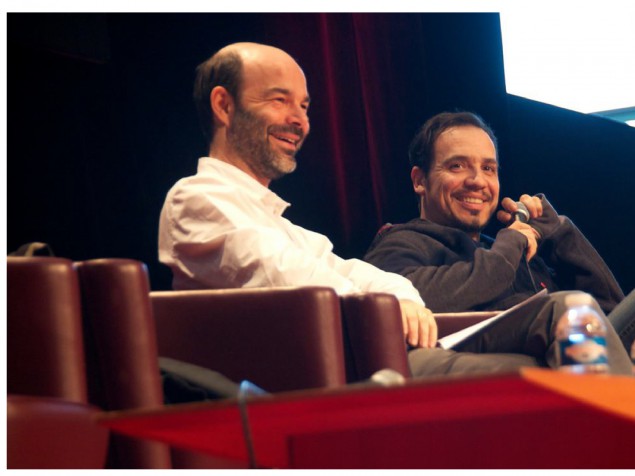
[{"xmin": 7, "ymin": 13, "xmax": 635, "ymax": 294}]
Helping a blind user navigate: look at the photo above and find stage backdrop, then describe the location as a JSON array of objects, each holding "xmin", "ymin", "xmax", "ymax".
[{"xmin": 8, "ymin": 13, "xmax": 635, "ymax": 293}]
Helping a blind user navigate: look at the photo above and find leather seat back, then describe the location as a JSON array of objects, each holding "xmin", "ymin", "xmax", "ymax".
[
  {"xmin": 77, "ymin": 258, "xmax": 172, "ymax": 469},
  {"xmin": 151, "ymin": 286, "xmax": 347, "ymax": 392},
  {"xmin": 341, "ymin": 293, "xmax": 411, "ymax": 381},
  {"xmin": 7, "ymin": 257, "xmax": 88, "ymax": 402}
]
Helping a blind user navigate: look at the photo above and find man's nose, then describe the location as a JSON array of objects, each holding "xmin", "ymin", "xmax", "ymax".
[
  {"xmin": 287, "ymin": 104, "xmax": 309, "ymax": 132},
  {"xmin": 465, "ymin": 169, "xmax": 487, "ymax": 188}
]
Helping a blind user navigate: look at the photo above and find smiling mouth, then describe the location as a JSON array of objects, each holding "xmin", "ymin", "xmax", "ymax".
[
  {"xmin": 455, "ymin": 196, "xmax": 492, "ymax": 217},
  {"xmin": 462, "ymin": 197, "xmax": 484, "ymax": 204},
  {"xmin": 271, "ymin": 134, "xmax": 299, "ymax": 147},
  {"xmin": 269, "ymin": 125, "xmax": 305, "ymax": 149},
  {"xmin": 457, "ymin": 195, "xmax": 491, "ymax": 207}
]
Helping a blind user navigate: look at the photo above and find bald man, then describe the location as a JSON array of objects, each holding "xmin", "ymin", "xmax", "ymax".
[{"xmin": 158, "ymin": 43, "xmax": 437, "ymax": 351}]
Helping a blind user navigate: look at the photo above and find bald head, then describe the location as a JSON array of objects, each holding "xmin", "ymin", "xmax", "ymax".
[
  {"xmin": 218, "ymin": 42, "xmax": 298, "ymax": 66},
  {"xmin": 193, "ymin": 42, "xmax": 306, "ymax": 145}
]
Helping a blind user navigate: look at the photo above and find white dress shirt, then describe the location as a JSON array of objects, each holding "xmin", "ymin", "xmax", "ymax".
[{"xmin": 159, "ymin": 157, "xmax": 424, "ymax": 304}]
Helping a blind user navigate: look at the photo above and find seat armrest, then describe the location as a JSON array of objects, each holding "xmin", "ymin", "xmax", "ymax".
[
  {"xmin": 7, "ymin": 394, "xmax": 108, "ymax": 469},
  {"xmin": 76, "ymin": 258, "xmax": 174, "ymax": 469},
  {"xmin": 151, "ymin": 286, "xmax": 346, "ymax": 392},
  {"xmin": 340, "ymin": 293, "xmax": 410, "ymax": 381},
  {"xmin": 7, "ymin": 257, "xmax": 87, "ymax": 402}
]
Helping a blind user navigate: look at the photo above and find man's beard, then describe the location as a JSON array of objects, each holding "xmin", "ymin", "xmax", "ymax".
[
  {"xmin": 456, "ymin": 216, "xmax": 486, "ymax": 235},
  {"xmin": 227, "ymin": 105, "xmax": 305, "ymax": 181},
  {"xmin": 452, "ymin": 211, "xmax": 491, "ymax": 236}
]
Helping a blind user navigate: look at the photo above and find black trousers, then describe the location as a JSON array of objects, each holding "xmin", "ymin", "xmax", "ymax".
[{"xmin": 408, "ymin": 291, "xmax": 633, "ymax": 377}]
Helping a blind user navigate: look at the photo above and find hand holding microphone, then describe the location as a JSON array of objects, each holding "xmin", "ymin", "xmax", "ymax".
[
  {"xmin": 514, "ymin": 201, "xmax": 530, "ymax": 223},
  {"xmin": 497, "ymin": 196, "xmax": 542, "ymax": 261},
  {"xmin": 497, "ymin": 195, "xmax": 543, "ymax": 226}
]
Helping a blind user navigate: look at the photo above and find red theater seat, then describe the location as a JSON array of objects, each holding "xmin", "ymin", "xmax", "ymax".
[
  {"xmin": 7, "ymin": 257, "xmax": 108, "ymax": 469},
  {"xmin": 77, "ymin": 259, "xmax": 173, "ymax": 469},
  {"xmin": 340, "ymin": 293, "xmax": 410, "ymax": 381},
  {"xmin": 7, "ymin": 257, "xmax": 88, "ymax": 402},
  {"xmin": 151, "ymin": 286, "xmax": 346, "ymax": 393},
  {"xmin": 77, "ymin": 258, "xmax": 347, "ymax": 468},
  {"xmin": 7, "ymin": 395, "xmax": 108, "ymax": 469}
]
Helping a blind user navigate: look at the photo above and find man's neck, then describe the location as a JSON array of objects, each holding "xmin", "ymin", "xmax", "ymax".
[
  {"xmin": 208, "ymin": 145, "xmax": 271, "ymax": 188},
  {"xmin": 418, "ymin": 214, "xmax": 482, "ymax": 241}
]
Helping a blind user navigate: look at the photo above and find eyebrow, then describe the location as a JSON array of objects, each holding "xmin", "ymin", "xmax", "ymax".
[
  {"xmin": 439, "ymin": 156, "xmax": 499, "ymax": 168},
  {"xmin": 264, "ymin": 87, "xmax": 311, "ymax": 104}
]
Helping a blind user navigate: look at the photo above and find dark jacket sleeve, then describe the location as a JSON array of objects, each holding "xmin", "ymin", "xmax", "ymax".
[
  {"xmin": 531, "ymin": 194, "xmax": 624, "ymax": 313},
  {"xmin": 364, "ymin": 222, "xmax": 529, "ymax": 312}
]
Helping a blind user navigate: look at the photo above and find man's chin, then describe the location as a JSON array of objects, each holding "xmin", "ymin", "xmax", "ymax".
[
  {"xmin": 264, "ymin": 156, "xmax": 297, "ymax": 180},
  {"xmin": 278, "ymin": 156, "xmax": 297, "ymax": 174},
  {"xmin": 454, "ymin": 216, "xmax": 488, "ymax": 234}
]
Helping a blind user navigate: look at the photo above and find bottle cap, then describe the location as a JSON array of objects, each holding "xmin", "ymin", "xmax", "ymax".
[{"xmin": 564, "ymin": 292, "xmax": 595, "ymax": 308}]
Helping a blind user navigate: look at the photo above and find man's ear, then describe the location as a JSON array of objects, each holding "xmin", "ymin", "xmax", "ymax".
[
  {"xmin": 210, "ymin": 86, "xmax": 234, "ymax": 128},
  {"xmin": 411, "ymin": 166, "xmax": 426, "ymax": 196}
]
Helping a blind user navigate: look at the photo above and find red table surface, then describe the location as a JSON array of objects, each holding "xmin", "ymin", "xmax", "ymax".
[{"xmin": 98, "ymin": 368, "xmax": 635, "ymax": 469}]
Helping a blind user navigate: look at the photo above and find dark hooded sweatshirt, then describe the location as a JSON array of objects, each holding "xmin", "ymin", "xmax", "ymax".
[{"xmin": 364, "ymin": 194, "xmax": 623, "ymax": 314}]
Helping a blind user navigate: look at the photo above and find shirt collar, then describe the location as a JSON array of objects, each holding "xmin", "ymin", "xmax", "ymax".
[{"xmin": 197, "ymin": 157, "xmax": 291, "ymax": 216}]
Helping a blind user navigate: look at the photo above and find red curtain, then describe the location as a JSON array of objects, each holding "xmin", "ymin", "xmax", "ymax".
[{"xmin": 264, "ymin": 14, "xmax": 430, "ymax": 256}]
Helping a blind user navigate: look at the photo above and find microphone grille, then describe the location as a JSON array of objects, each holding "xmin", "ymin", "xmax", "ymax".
[{"xmin": 515, "ymin": 202, "xmax": 530, "ymax": 223}]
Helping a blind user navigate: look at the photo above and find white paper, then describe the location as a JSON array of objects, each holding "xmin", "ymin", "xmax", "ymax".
[{"xmin": 437, "ymin": 289, "xmax": 549, "ymax": 349}]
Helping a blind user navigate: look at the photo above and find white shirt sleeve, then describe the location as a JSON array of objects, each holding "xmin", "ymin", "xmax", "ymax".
[{"xmin": 159, "ymin": 163, "xmax": 423, "ymax": 305}]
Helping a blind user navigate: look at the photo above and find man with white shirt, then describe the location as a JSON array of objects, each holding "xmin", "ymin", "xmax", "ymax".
[{"xmin": 159, "ymin": 42, "xmax": 436, "ymax": 350}]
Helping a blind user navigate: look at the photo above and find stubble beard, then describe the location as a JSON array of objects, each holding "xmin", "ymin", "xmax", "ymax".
[
  {"xmin": 452, "ymin": 209, "xmax": 494, "ymax": 236},
  {"xmin": 459, "ymin": 216, "xmax": 486, "ymax": 235},
  {"xmin": 227, "ymin": 105, "xmax": 303, "ymax": 181},
  {"xmin": 432, "ymin": 202, "xmax": 489, "ymax": 236}
]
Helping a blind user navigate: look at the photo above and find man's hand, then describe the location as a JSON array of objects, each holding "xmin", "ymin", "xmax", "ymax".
[
  {"xmin": 508, "ymin": 220, "xmax": 540, "ymax": 261},
  {"xmin": 497, "ymin": 194, "xmax": 543, "ymax": 261},
  {"xmin": 497, "ymin": 194, "xmax": 543, "ymax": 223},
  {"xmin": 398, "ymin": 299, "xmax": 437, "ymax": 348}
]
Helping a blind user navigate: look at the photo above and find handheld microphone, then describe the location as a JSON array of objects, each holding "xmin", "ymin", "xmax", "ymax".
[{"xmin": 514, "ymin": 202, "xmax": 530, "ymax": 223}]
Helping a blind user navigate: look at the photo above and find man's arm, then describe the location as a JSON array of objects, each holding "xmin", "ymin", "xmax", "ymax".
[
  {"xmin": 498, "ymin": 194, "xmax": 624, "ymax": 312},
  {"xmin": 163, "ymin": 184, "xmax": 360, "ymax": 292},
  {"xmin": 161, "ymin": 181, "xmax": 437, "ymax": 347},
  {"xmin": 364, "ymin": 225, "xmax": 530, "ymax": 312},
  {"xmin": 532, "ymin": 195, "xmax": 624, "ymax": 312}
]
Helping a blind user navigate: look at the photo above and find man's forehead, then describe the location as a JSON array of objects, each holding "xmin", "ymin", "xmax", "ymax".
[
  {"xmin": 438, "ymin": 125, "xmax": 492, "ymax": 142},
  {"xmin": 435, "ymin": 126, "xmax": 496, "ymax": 156},
  {"xmin": 241, "ymin": 59, "xmax": 308, "ymax": 96}
]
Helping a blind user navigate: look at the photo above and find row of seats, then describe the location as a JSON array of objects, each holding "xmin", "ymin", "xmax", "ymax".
[{"xmin": 7, "ymin": 256, "xmax": 492, "ymax": 469}]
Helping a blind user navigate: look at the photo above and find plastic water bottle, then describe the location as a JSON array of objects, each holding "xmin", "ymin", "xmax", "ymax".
[{"xmin": 555, "ymin": 293, "xmax": 609, "ymax": 374}]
